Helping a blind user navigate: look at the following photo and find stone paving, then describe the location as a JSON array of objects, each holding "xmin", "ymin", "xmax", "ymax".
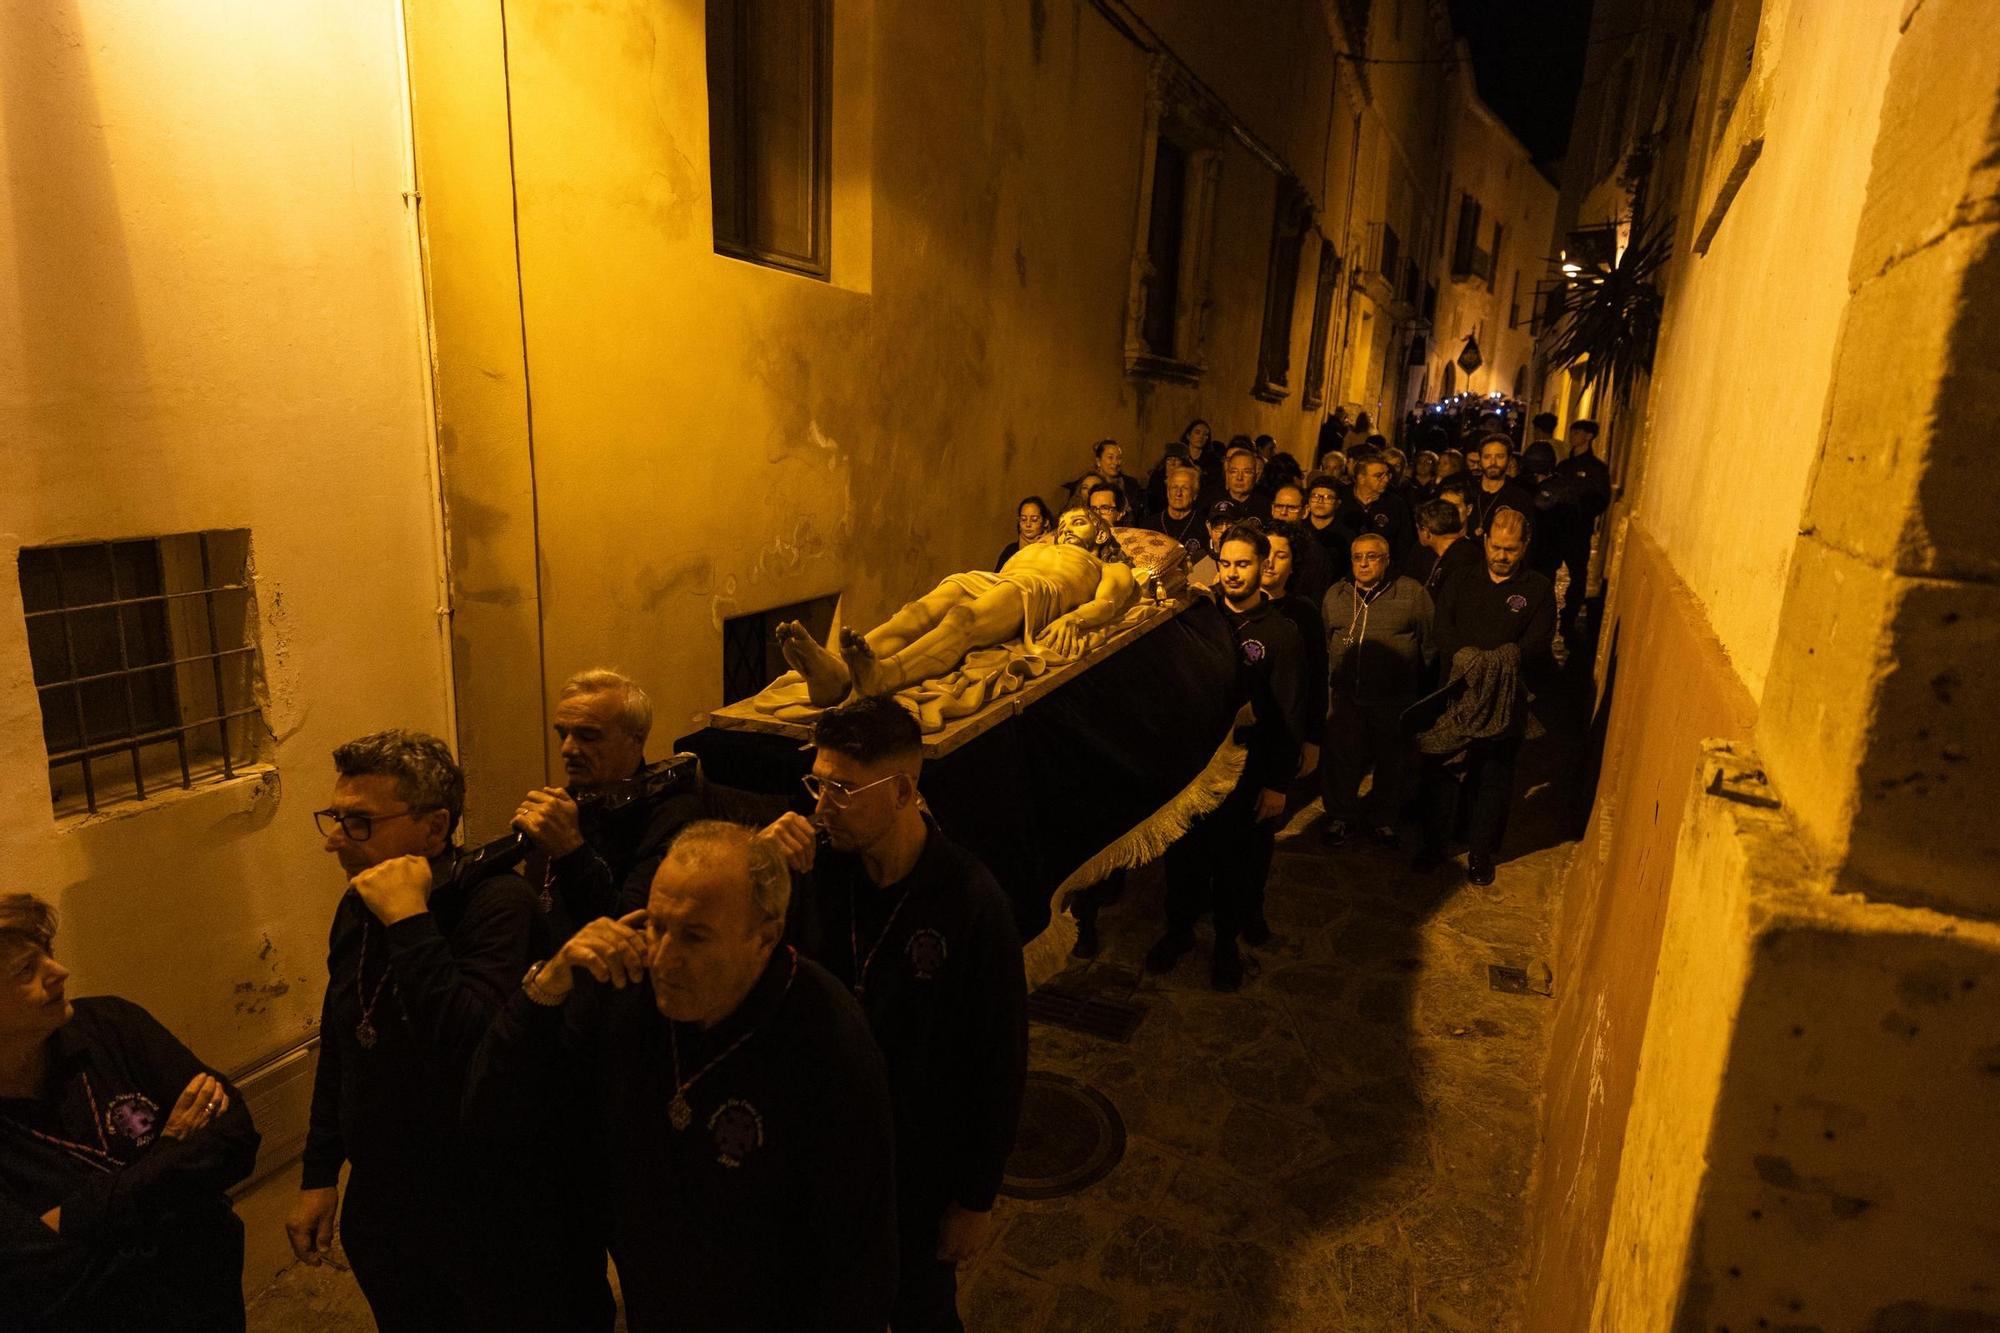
[{"xmin": 956, "ymin": 808, "xmax": 1565, "ymax": 1333}]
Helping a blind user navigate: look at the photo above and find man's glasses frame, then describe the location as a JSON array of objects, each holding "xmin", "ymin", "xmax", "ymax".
[
  {"xmin": 313, "ymin": 806, "xmax": 435, "ymax": 842},
  {"xmin": 800, "ymin": 773, "xmax": 899, "ymax": 809}
]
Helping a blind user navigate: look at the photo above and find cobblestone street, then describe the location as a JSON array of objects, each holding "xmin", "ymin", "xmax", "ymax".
[{"xmin": 958, "ymin": 806, "xmax": 1566, "ymax": 1331}]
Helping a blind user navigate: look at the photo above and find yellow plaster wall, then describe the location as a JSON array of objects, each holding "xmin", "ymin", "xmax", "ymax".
[
  {"xmin": 1628, "ymin": 0, "xmax": 1904, "ymax": 700},
  {"xmin": 0, "ymin": 0, "xmax": 449, "ymax": 1070},
  {"xmin": 414, "ymin": 0, "xmax": 1363, "ymax": 808}
]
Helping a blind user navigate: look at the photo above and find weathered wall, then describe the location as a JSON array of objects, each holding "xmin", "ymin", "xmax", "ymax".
[
  {"xmin": 1594, "ymin": 746, "xmax": 2000, "ymax": 1328},
  {"xmin": 1521, "ymin": 527, "xmax": 1757, "ymax": 1332},
  {"xmin": 1526, "ymin": 0, "xmax": 2000, "ymax": 1324},
  {"xmin": 1630, "ymin": 0, "xmax": 1903, "ymax": 699},
  {"xmin": 409, "ymin": 0, "xmax": 1363, "ymax": 829},
  {"xmin": 1755, "ymin": 0, "xmax": 2000, "ymax": 917},
  {"xmin": 0, "ymin": 0, "xmax": 448, "ymax": 1070}
]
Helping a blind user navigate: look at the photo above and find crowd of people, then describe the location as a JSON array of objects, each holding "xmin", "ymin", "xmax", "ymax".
[
  {"xmin": 1022, "ymin": 411, "xmax": 1611, "ymax": 987},
  {"xmin": 4, "ymin": 688, "xmax": 1027, "ymax": 1331},
  {"xmin": 1, "ymin": 408, "xmax": 1611, "ymax": 1333}
]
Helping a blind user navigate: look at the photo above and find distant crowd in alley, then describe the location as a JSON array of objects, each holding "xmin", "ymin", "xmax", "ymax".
[
  {"xmin": 0, "ymin": 401, "xmax": 1609, "ymax": 1333},
  {"xmin": 1019, "ymin": 403, "xmax": 1610, "ymax": 984}
]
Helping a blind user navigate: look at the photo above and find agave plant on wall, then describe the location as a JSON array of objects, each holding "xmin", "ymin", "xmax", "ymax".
[{"xmin": 1545, "ymin": 206, "xmax": 1672, "ymax": 406}]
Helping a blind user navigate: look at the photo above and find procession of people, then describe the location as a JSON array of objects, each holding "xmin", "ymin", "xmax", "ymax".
[{"xmin": 3, "ymin": 411, "xmax": 1609, "ymax": 1331}]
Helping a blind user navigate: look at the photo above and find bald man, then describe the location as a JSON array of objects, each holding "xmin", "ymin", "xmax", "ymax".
[
  {"xmin": 468, "ymin": 823, "xmax": 898, "ymax": 1332},
  {"xmin": 1417, "ymin": 508, "xmax": 1555, "ymax": 885}
]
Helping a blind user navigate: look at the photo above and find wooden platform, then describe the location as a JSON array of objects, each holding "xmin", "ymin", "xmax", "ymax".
[{"xmin": 706, "ymin": 596, "xmax": 1190, "ymax": 760}]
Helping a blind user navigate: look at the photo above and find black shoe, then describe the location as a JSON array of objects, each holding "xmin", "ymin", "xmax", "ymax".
[
  {"xmin": 1241, "ymin": 915, "xmax": 1272, "ymax": 948},
  {"xmin": 1410, "ymin": 847, "xmax": 1445, "ymax": 873},
  {"xmin": 1143, "ymin": 931, "xmax": 1195, "ymax": 975},
  {"xmin": 1211, "ymin": 943, "xmax": 1245, "ymax": 992},
  {"xmin": 1071, "ymin": 918, "xmax": 1101, "ymax": 959},
  {"xmin": 1370, "ymin": 825, "xmax": 1401, "ymax": 849},
  {"xmin": 1321, "ymin": 819, "xmax": 1357, "ymax": 846},
  {"xmin": 1467, "ymin": 854, "xmax": 1496, "ymax": 887}
]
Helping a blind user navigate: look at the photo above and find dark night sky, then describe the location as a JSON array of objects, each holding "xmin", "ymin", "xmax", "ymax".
[{"xmin": 1446, "ymin": 0, "xmax": 1598, "ymax": 169}]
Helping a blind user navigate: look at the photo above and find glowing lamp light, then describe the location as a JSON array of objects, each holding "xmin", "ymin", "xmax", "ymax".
[{"xmin": 1561, "ymin": 262, "xmax": 1583, "ymax": 276}]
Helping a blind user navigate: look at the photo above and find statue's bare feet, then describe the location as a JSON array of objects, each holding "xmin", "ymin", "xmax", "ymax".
[
  {"xmin": 840, "ymin": 627, "xmax": 897, "ymax": 698},
  {"xmin": 775, "ymin": 621, "xmax": 850, "ymax": 707}
]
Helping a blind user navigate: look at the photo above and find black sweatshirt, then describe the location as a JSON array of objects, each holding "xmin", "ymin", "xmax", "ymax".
[
  {"xmin": 1433, "ymin": 562, "xmax": 1557, "ymax": 705},
  {"xmin": 465, "ymin": 948, "xmax": 898, "ymax": 1333},
  {"xmin": 1220, "ymin": 595, "xmax": 1310, "ymax": 793},
  {"xmin": 1338, "ymin": 491, "xmax": 1418, "ymax": 560},
  {"xmin": 539, "ymin": 771, "xmax": 789, "ymax": 939},
  {"xmin": 1468, "ymin": 480, "xmax": 1537, "ymax": 537},
  {"xmin": 794, "ymin": 823, "xmax": 1028, "ymax": 1240},
  {"xmin": 1405, "ymin": 535, "xmax": 1481, "ymax": 594},
  {"xmin": 1270, "ymin": 593, "xmax": 1330, "ymax": 732},
  {"xmin": 301, "ymin": 856, "xmax": 541, "ymax": 1190},
  {"xmin": 0, "ymin": 996, "xmax": 260, "ymax": 1333}
]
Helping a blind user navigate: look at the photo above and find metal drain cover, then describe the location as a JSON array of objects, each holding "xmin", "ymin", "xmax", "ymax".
[{"xmin": 1000, "ymin": 1072, "xmax": 1126, "ymax": 1200}]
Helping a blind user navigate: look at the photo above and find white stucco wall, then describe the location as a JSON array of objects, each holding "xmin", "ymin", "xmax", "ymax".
[{"xmin": 0, "ymin": 0, "xmax": 447, "ymax": 1072}]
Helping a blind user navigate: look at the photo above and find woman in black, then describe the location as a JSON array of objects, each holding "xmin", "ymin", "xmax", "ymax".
[
  {"xmin": 995, "ymin": 495, "xmax": 1054, "ymax": 570},
  {"xmin": 0, "ymin": 894, "xmax": 259, "ymax": 1333}
]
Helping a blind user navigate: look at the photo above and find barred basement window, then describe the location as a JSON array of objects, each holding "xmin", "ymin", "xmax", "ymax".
[
  {"xmin": 721, "ymin": 593, "xmax": 840, "ymax": 705},
  {"xmin": 19, "ymin": 531, "xmax": 264, "ymax": 818}
]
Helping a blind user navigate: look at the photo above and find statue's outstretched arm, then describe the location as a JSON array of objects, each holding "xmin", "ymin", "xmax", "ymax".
[{"xmin": 1041, "ymin": 566, "xmax": 1139, "ymax": 657}]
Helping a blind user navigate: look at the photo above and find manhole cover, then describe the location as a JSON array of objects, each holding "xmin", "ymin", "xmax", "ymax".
[{"xmin": 1000, "ymin": 1072, "xmax": 1125, "ymax": 1200}]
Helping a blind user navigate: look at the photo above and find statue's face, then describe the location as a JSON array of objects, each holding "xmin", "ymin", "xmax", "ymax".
[{"xmin": 1055, "ymin": 509, "xmax": 1101, "ymax": 549}]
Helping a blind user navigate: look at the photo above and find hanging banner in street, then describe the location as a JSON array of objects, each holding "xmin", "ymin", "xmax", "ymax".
[{"xmin": 1457, "ymin": 335, "xmax": 1483, "ymax": 374}]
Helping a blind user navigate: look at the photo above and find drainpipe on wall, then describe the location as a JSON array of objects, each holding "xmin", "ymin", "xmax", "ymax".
[
  {"xmin": 1328, "ymin": 102, "xmax": 1364, "ymax": 412},
  {"xmin": 391, "ymin": 0, "xmax": 458, "ymax": 747}
]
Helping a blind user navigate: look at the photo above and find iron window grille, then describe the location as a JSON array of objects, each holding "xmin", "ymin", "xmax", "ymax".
[
  {"xmin": 722, "ymin": 593, "xmax": 840, "ymax": 705},
  {"xmin": 19, "ymin": 531, "xmax": 263, "ymax": 817}
]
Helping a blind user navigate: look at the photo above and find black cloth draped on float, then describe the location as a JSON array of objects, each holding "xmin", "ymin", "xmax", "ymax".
[{"xmin": 677, "ymin": 599, "xmax": 1244, "ymax": 943}]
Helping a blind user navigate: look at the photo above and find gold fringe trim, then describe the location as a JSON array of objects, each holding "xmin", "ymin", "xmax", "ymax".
[{"xmin": 1020, "ymin": 731, "xmax": 1248, "ymax": 989}]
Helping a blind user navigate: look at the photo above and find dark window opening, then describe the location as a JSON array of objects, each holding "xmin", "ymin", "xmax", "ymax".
[
  {"xmin": 707, "ymin": 0, "xmax": 832, "ymax": 278},
  {"xmin": 1140, "ymin": 136, "xmax": 1189, "ymax": 359},
  {"xmin": 20, "ymin": 531, "xmax": 262, "ymax": 818},
  {"xmin": 1451, "ymin": 194, "xmax": 1483, "ymax": 278},
  {"xmin": 1378, "ymin": 224, "xmax": 1400, "ymax": 279},
  {"xmin": 722, "ymin": 593, "xmax": 841, "ymax": 705},
  {"xmin": 1254, "ymin": 178, "xmax": 1312, "ymax": 401},
  {"xmin": 1301, "ymin": 239, "xmax": 1340, "ymax": 409}
]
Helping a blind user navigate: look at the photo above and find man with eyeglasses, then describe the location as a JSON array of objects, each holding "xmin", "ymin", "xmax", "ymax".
[
  {"xmin": 758, "ymin": 697, "xmax": 1026, "ymax": 1332},
  {"xmin": 289, "ymin": 730, "xmax": 574, "ymax": 1331}
]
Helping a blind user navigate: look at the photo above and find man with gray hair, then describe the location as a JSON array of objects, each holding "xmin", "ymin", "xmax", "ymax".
[
  {"xmin": 514, "ymin": 668, "xmax": 782, "ymax": 940},
  {"xmin": 289, "ymin": 729, "xmax": 574, "ymax": 1329},
  {"xmin": 469, "ymin": 821, "xmax": 899, "ymax": 1332}
]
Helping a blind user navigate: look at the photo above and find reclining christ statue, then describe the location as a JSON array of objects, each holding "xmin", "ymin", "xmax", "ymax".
[{"xmin": 774, "ymin": 507, "xmax": 1140, "ymax": 707}]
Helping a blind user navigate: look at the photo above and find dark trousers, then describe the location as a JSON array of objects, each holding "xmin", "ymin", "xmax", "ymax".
[
  {"xmin": 1069, "ymin": 868, "xmax": 1127, "ymax": 930},
  {"xmin": 892, "ymin": 1252, "xmax": 962, "ymax": 1333},
  {"xmin": 1558, "ymin": 538, "xmax": 1592, "ymax": 625},
  {"xmin": 1163, "ymin": 783, "xmax": 1266, "ymax": 946},
  {"xmin": 1322, "ymin": 695, "xmax": 1413, "ymax": 826},
  {"xmin": 1419, "ymin": 731, "xmax": 1524, "ymax": 859},
  {"xmin": 343, "ymin": 1168, "xmax": 611, "ymax": 1333}
]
